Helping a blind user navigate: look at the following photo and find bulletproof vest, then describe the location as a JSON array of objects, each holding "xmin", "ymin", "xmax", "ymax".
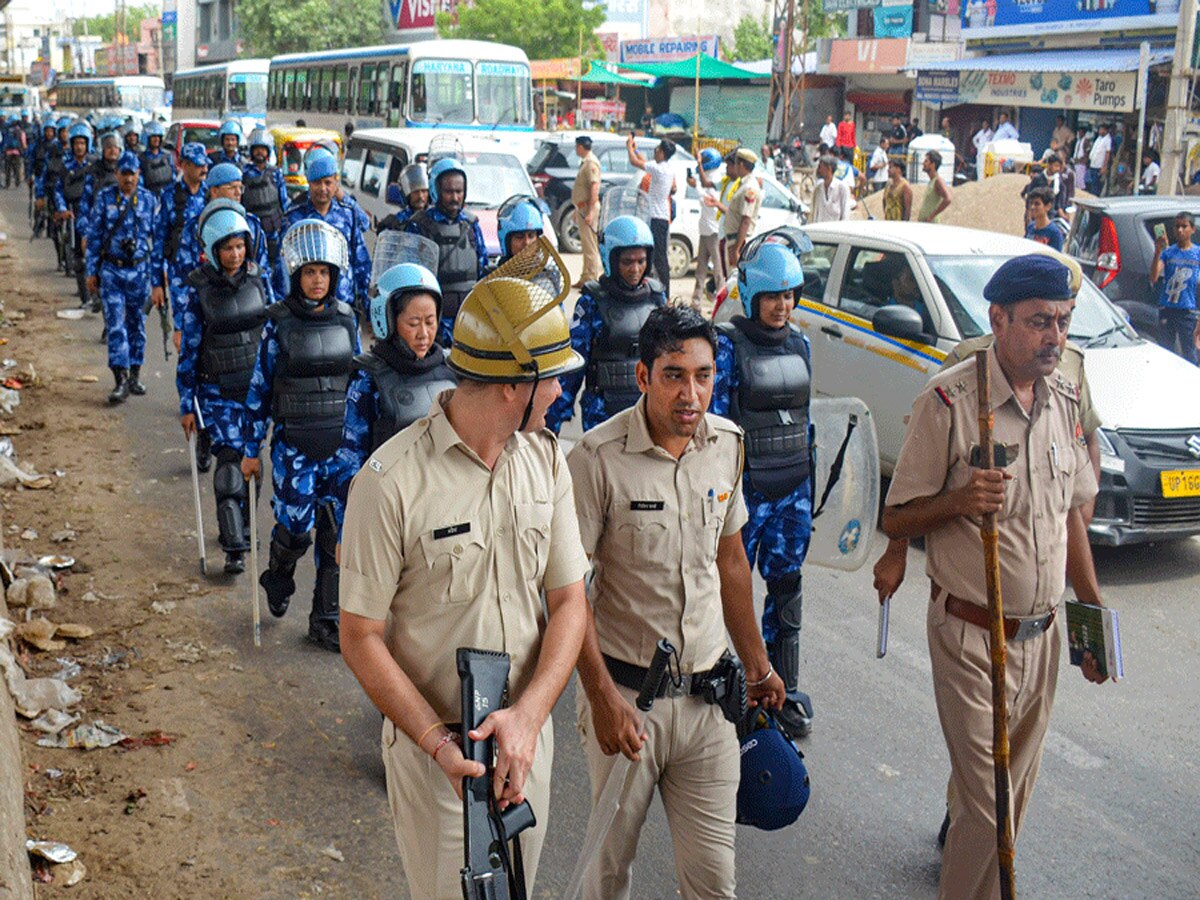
[
  {"xmin": 43, "ymin": 145, "xmax": 65, "ymax": 181},
  {"xmin": 356, "ymin": 350, "xmax": 456, "ymax": 453},
  {"xmin": 269, "ymin": 300, "xmax": 357, "ymax": 460},
  {"xmin": 140, "ymin": 151, "xmax": 172, "ymax": 191},
  {"xmin": 720, "ymin": 323, "xmax": 812, "ymax": 500},
  {"xmin": 243, "ymin": 166, "xmax": 283, "ymax": 233},
  {"xmin": 587, "ymin": 279, "xmax": 665, "ymax": 412},
  {"xmin": 411, "ymin": 209, "xmax": 480, "ymax": 319},
  {"xmin": 191, "ymin": 267, "xmax": 269, "ymax": 401},
  {"xmin": 62, "ymin": 159, "xmax": 90, "ymax": 204},
  {"xmin": 33, "ymin": 141, "xmax": 53, "ymax": 173},
  {"xmin": 166, "ymin": 182, "xmax": 197, "ymax": 258},
  {"xmin": 89, "ymin": 159, "xmax": 118, "ymax": 194}
]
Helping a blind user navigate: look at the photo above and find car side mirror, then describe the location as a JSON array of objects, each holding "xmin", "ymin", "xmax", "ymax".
[{"xmin": 873, "ymin": 305, "xmax": 926, "ymax": 341}]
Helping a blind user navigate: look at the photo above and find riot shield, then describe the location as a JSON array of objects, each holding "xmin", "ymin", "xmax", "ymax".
[
  {"xmin": 806, "ymin": 396, "xmax": 880, "ymax": 572},
  {"xmin": 599, "ymin": 177, "xmax": 650, "ymax": 232},
  {"xmin": 370, "ymin": 230, "xmax": 440, "ymax": 289}
]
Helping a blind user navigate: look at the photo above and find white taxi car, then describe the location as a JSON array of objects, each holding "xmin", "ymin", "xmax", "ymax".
[{"xmin": 715, "ymin": 221, "xmax": 1200, "ymax": 545}]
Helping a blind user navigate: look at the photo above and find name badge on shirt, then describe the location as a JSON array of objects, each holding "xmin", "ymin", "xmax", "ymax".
[
  {"xmin": 629, "ymin": 500, "xmax": 665, "ymax": 511},
  {"xmin": 433, "ymin": 522, "xmax": 471, "ymax": 540}
]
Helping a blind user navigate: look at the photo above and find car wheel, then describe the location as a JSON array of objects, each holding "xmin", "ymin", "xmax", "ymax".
[
  {"xmin": 556, "ymin": 204, "xmax": 583, "ymax": 255},
  {"xmin": 668, "ymin": 236, "xmax": 693, "ymax": 280}
]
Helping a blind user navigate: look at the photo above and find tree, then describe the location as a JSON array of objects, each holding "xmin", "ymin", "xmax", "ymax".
[
  {"xmin": 802, "ymin": 0, "xmax": 848, "ymax": 49},
  {"xmin": 237, "ymin": 0, "xmax": 383, "ymax": 56},
  {"xmin": 73, "ymin": 4, "xmax": 160, "ymax": 43},
  {"xmin": 437, "ymin": 0, "xmax": 607, "ymax": 61},
  {"xmin": 730, "ymin": 16, "xmax": 772, "ymax": 63}
]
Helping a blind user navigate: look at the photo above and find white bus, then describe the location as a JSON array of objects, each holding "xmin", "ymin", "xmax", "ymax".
[
  {"xmin": 266, "ymin": 39, "xmax": 533, "ymax": 136},
  {"xmin": 0, "ymin": 75, "xmax": 40, "ymax": 115},
  {"xmin": 171, "ymin": 60, "xmax": 270, "ymax": 135},
  {"xmin": 54, "ymin": 76, "xmax": 168, "ymax": 123}
]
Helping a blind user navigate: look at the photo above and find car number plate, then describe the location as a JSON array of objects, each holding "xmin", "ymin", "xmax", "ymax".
[{"xmin": 1160, "ymin": 470, "xmax": 1200, "ymax": 498}]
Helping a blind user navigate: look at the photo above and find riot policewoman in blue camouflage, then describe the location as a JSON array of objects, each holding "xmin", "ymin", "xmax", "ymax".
[
  {"xmin": 710, "ymin": 232, "xmax": 816, "ymax": 737},
  {"xmin": 241, "ymin": 220, "xmax": 361, "ymax": 652},
  {"xmin": 274, "ymin": 149, "xmax": 372, "ymax": 316},
  {"xmin": 205, "ymin": 163, "xmax": 275, "ymax": 300},
  {"xmin": 338, "ymin": 262, "xmax": 455, "ymax": 477},
  {"xmin": 178, "ymin": 203, "xmax": 270, "ymax": 575},
  {"xmin": 545, "ymin": 214, "xmax": 667, "ymax": 434},
  {"xmin": 85, "ymin": 151, "xmax": 165, "ymax": 404}
]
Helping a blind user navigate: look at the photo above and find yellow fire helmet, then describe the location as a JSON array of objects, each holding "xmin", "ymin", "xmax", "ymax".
[{"xmin": 449, "ymin": 237, "xmax": 584, "ymax": 383}]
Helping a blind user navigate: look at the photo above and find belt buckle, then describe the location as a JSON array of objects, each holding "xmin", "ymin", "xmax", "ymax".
[
  {"xmin": 665, "ymin": 674, "xmax": 688, "ymax": 698},
  {"xmin": 1013, "ymin": 615, "xmax": 1049, "ymax": 642}
]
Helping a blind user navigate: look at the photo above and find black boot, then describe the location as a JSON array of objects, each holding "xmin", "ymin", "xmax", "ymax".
[
  {"xmin": 127, "ymin": 365, "xmax": 147, "ymax": 395},
  {"xmin": 107, "ymin": 367, "xmax": 130, "ymax": 404},
  {"xmin": 260, "ymin": 528, "xmax": 310, "ymax": 618},
  {"xmin": 767, "ymin": 574, "xmax": 813, "ymax": 739},
  {"xmin": 195, "ymin": 428, "xmax": 213, "ymax": 473},
  {"xmin": 307, "ymin": 563, "xmax": 340, "ymax": 653},
  {"xmin": 224, "ymin": 551, "xmax": 245, "ymax": 575}
]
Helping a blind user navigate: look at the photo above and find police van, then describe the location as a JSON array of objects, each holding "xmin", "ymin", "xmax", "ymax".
[{"xmin": 715, "ymin": 221, "xmax": 1200, "ymax": 546}]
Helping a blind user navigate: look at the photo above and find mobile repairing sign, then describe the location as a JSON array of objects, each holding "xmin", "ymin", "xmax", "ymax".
[{"xmin": 619, "ymin": 35, "xmax": 719, "ymax": 65}]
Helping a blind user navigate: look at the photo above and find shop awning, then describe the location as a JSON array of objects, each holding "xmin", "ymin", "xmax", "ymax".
[
  {"xmin": 580, "ymin": 62, "xmax": 651, "ymax": 87},
  {"xmin": 617, "ymin": 54, "xmax": 763, "ymax": 82},
  {"xmin": 917, "ymin": 46, "xmax": 1173, "ymax": 73}
]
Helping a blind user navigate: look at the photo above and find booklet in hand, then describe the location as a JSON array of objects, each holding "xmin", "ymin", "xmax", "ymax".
[{"xmin": 1064, "ymin": 600, "xmax": 1123, "ymax": 681}]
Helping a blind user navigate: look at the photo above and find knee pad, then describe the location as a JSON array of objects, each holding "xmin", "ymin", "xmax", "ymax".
[
  {"xmin": 270, "ymin": 525, "xmax": 312, "ymax": 565},
  {"xmin": 213, "ymin": 457, "xmax": 246, "ymax": 504},
  {"xmin": 768, "ymin": 572, "xmax": 803, "ymax": 632}
]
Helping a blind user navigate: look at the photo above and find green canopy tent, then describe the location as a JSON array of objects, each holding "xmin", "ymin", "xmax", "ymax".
[{"xmin": 579, "ymin": 61, "xmax": 650, "ymax": 87}]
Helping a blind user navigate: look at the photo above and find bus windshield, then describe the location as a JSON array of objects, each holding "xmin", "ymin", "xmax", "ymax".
[
  {"xmin": 119, "ymin": 85, "xmax": 165, "ymax": 110},
  {"xmin": 229, "ymin": 74, "xmax": 268, "ymax": 113},
  {"xmin": 476, "ymin": 61, "xmax": 531, "ymax": 127},
  {"xmin": 410, "ymin": 59, "xmax": 473, "ymax": 125}
]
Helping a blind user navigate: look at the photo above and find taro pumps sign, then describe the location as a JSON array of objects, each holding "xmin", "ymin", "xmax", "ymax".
[{"xmin": 915, "ymin": 69, "xmax": 1139, "ymax": 112}]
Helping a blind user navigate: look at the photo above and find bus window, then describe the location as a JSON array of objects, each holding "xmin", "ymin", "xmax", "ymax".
[
  {"xmin": 283, "ymin": 70, "xmax": 296, "ymax": 111},
  {"xmin": 476, "ymin": 61, "xmax": 531, "ymax": 127},
  {"xmin": 387, "ymin": 64, "xmax": 406, "ymax": 127},
  {"xmin": 357, "ymin": 64, "xmax": 374, "ymax": 115},
  {"xmin": 348, "ymin": 66, "xmax": 359, "ymax": 115},
  {"xmin": 311, "ymin": 68, "xmax": 325, "ymax": 112},
  {"xmin": 410, "ymin": 59, "xmax": 472, "ymax": 126},
  {"xmin": 297, "ymin": 68, "xmax": 310, "ymax": 111},
  {"xmin": 332, "ymin": 66, "xmax": 348, "ymax": 113},
  {"xmin": 377, "ymin": 65, "xmax": 391, "ymax": 120}
]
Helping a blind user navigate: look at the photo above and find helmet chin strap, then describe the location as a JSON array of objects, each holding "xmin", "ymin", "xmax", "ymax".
[{"xmin": 518, "ymin": 366, "xmax": 541, "ymax": 432}]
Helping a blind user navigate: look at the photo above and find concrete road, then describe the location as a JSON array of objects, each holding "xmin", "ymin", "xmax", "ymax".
[{"xmin": 15, "ymin": 189, "xmax": 1200, "ymax": 898}]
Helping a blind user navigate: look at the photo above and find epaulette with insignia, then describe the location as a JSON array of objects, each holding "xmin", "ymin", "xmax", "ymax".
[
  {"xmin": 933, "ymin": 378, "xmax": 970, "ymax": 407},
  {"xmin": 1052, "ymin": 372, "xmax": 1081, "ymax": 402}
]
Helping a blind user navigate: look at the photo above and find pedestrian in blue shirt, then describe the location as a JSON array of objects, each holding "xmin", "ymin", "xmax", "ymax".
[
  {"xmin": 1150, "ymin": 211, "xmax": 1200, "ymax": 364},
  {"xmin": 275, "ymin": 149, "xmax": 371, "ymax": 316},
  {"xmin": 242, "ymin": 220, "xmax": 361, "ymax": 652},
  {"xmin": 404, "ymin": 157, "xmax": 488, "ymax": 344},
  {"xmin": 84, "ymin": 152, "xmax": 164, "ymax": 403},
  {"xmin": 1023, "ymin": 187, "xmax": 1063, "ymax": 252}
]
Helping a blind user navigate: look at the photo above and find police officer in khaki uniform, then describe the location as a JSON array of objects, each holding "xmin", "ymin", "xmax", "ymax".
[
  {"xmin": 573, "ymin": 135, "xmax": 603, "ymax": 286},
  {"xmin": 881, "ymin": 255, "xmax": 1109, "ymax": 900},
  {"xmin": 339, "ymin": 273, "xmax": 591, "ymax": 899},
  {"xmin": 567, "ymin": 305, "xmax": 786, "ymax": 899},
  {"xmin": 722, "ymin": 149, "xmax": 762, "ymax": 270}
]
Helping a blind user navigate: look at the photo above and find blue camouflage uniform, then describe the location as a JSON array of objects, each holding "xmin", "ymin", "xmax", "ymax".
[
  {"xmin": 52, "ymin": 155, "xmax": 91, "ymax": 214},
  {"xmin": 710, "ymin": 330, "xmax": 813, "ymax": 646},
  {"xmin": 79, "ymin": 159, "xmax": 120, "ymax": 238},
  {"xmin": 240, "ymin": 159, "xmax": 288, "ymax": 251},
  {"xmin": 208, "ymin": 148, "xmax": 244, "ymax": 168},
  {"xmin": 85, "ymin": 184, "xmax": 164, "ymax": 369},
  {"xmin": 30, "ymin": 138, "xmax": 58, "ymax": 199},
  {"xmin": 137, "ymin": 147, "xmax": 176, "ymax": 199},
  {"xmin": 275, "ymin": 199, "xmax": 371, "ymax": 314},
  {"xmin": 404, "ymin": 208, "xmax": 488, "ymax": 345},
  {"xmin": 162, "ymin": 181, "xmax": 210, "ymax": 330}
]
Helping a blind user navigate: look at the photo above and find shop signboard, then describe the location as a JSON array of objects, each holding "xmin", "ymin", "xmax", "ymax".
[
  {"xmin": 581, "ymin": 98, "xmax": 626, "ymax": 121},
  {"xmin": 619, "ymin": 35, "xmax": 719, "ymax": 65},
  {"xmin": 825, "ymin": 0, "xmax": 880, "ymax": 9},
  {"xmin": 530, "ymin": 58, "xmax": 582, "ymax": 80},
  {"xmin": 960, "ymin": 0, "xmax": 1177, "ymax": 38},
  {"xmin": 383, "ymin": 0, "xmax": 459, "ymax": 38},
  {"xmin": 916, "ymin": 68, "xmax": 1139, "ymax": 112},
  {"xmin": 828, "ymin": 38, "xmax": 910, "ymax": 74}
]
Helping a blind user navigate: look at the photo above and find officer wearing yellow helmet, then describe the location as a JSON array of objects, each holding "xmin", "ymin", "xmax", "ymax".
[{"xmin": 338, "ymin": 267, "xmax": 591, "ymax": 897}]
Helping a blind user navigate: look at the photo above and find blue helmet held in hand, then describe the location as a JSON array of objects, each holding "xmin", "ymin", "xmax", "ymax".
[{"xmin": 736, "ymin": 713, "xmax": 810, "ymax": 831}]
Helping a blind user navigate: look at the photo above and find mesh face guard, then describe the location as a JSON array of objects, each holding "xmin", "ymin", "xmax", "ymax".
[{"xmin": 280, "ymin": 219, "xmax": 349, "ymax": 277}]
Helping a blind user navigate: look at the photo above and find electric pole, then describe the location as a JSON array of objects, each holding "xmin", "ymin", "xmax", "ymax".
[{"xmin": 1160, "ymin": 0, "xmax": 1197, "ymax": 194}]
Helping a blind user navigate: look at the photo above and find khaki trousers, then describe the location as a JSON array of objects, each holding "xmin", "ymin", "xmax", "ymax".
[
  {"xmin": 693, "ymin": 233, "xmax": 722, "ymax": 299},
  {"xmin": 382, "ymin": 717, "xmax": 554, "ymax": 899},
  {"xmin": 577, "ymin": 682, "xmax": 739, "ymax": 900},
  {"xmin": 577, "ymin": 206, "xmax": 601, "ymax": 283},
  {"xmin": 927, "ymin": 589, "xmax": 1060, "ymax": 900}
]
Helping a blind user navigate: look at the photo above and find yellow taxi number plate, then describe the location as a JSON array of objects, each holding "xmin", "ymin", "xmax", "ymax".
[{"xmin": 1161, "ymin": 470, "xmax": 1200, "ymax": 498}]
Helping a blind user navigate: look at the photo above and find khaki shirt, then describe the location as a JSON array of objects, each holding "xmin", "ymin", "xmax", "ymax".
[
  {"xmin": 886, "ymin": 347, "xmax": 1097, "ymax": 617},
  {"xmin": 566, "ymin": 397, "xmax": 748, "ymax": 674},
  {"xmin": 723, "ymin": 175, "xmax": 762, "ymax": 239},
  {"xmin": 572, "ymin": 150, "xmax": 601, "ymax": 205},
  {"xmin": 941, "ymin": 336, "xmax": 1101, "ymax": 436},
  {"xmin": 340, "ymin": 392, "xmax": 590, "ymax": 723}
]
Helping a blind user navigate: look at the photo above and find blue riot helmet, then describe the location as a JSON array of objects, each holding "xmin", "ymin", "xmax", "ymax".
[
  {"xmin": 199, "ymin": 204, "xmax": 252, "ymax": 270},
  {"xmin": 67, "ymin": 122, "xmax": 92, "ymax": 154},
  {"xmin": 144, "ymin": 120, "xmax": 165, "ymax": 139},
  {"xmin": 248, "ymin": 127, "xmax": 272, "ymax": 151},
  {"xmin": 497, "ymin": 197, "xmax": 544, "ymax": 259},
  {"xmin": 370, "ymin": 263, "xmax": 442, "ymax": 341},
  {"xmin": 699, "ymin": 147, "xmax": 723, "ymax": 171},
  {"xmin": 736, "ymin": 713, "xmax": 811, "ymax": 831},
  {"xmin": 737, "ymin": 241, "xmax": 803, "ymax": 320},
  {"xmin": 281, "ymin": 218, "xmax": 349, "ymax": 307},
  {"xmin": 600, "ymin": 214, "xmax": 654, "ymax": 281},
  {"xmin": 428, "ymin": 157, "xmax": 467, "ymax": 207},
  {"xmin": 218, "ymin": 119, "xmax": 242, "ymax": 138}
]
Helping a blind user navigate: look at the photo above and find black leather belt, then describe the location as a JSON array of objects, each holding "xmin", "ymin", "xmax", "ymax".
[{"xmin": 604, "ymin": 654, "xmax": 715, "ymax": 699}]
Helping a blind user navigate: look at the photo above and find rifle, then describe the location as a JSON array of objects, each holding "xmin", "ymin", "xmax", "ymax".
[
  {"xmin": 145, "ymin": 282, "xmax": 171, "ymax": 361},
  {"xmin": 458, "ymin": 647, "xmax": 536, "ymax": 900}
]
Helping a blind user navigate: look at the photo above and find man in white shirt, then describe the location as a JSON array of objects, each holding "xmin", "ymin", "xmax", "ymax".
[
  {"xmin": 1140, "ymin": 152, "xmax": 1161, "ymax": 194},
  {"xmin": 994, "ymin": 111, "xmax": 1019, "ymax": 142},
  {"xmin": 820, "ymin": 115, "xmax": 838, "ymax": 150},
  {"xmin": 869, "ymin": 137, "xmax": 891, "ymax": 192},
  {"xmin": 973, "ymin": 119, "xmax": 994, "ymax": 181},
  {"xmin": 628, "ymin": 135, "xmax": 678, "ymax": 294},
  {"xmin": 1087, "ymin": 123, "xmax": 1112, "ymax": 195},
  {"xmin": 811, "ymin": 154, "xmax": 852, "ymax": 223}
]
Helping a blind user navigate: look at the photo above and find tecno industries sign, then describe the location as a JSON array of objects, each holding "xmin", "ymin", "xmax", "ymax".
[{"xmin": 915, "ymin": 69, "xmax": 1138, "ymax": 112}]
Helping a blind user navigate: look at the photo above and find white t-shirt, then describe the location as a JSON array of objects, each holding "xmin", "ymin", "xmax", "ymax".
[
  {"xmin": 870, "ymin": 146, "xmax": 889, "ymax": 183},
  {"xmin": 1141, "ymin": 160, "xmax": 1160, "ymax": 188},
  {"xmin": 1089, "ymin": 133, "xmax": 1112, "ymax": 169},
  {"xmin": 643, "ymin": 160, "xmax": 675, "ymax": 221},
  {"xmin": 994, "ymin": 121, "xmax": 1019, "ymax": 142},
  {"xmin": 820, "ymin": 122, "xmax": 838, "ymax": 148},
  {"xmin": 698, "ymin": 185, "xmax": 719, "ymax": 236}
]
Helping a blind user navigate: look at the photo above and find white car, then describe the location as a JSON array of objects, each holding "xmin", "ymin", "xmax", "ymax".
[{"xmin": 715, "ymin": 221, "xmax": 1200, "ymax": 545}]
